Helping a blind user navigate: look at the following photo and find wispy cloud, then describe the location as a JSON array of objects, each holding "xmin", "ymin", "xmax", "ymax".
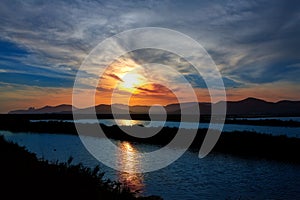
[
  {"xmin": 105, "ymin": 73, "xmax": 124, "ymax": 82},
  {"xmin": 0, "ymin": 0, "xmax": 299, "ymax": 112},
  {"xmin": 136, "ymin": 83, "xmax": 172, "ymax": 94},
  {"xmin": 1, "ymin": 0, "xmax": 299, "ymax": 85}
]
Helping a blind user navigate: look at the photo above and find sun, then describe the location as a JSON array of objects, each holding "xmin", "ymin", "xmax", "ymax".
[
  {"xmin": 122, "ymin": 74, "xmax": 139, "ymax": 88},
  {"xmin": 119, "ymin": 73, "xmax": 144, "ymax": 92}
]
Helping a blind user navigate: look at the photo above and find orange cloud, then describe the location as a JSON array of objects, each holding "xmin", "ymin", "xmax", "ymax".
[
  {"xmin": 105, "ymin": 73, "xmax": 124, "ymax": 82},
  {"xmin": 129, "ymin": 83, "xmax": 178, "ymax": 105},
  {"xmin": 136, "ymin": 83, "xmax": 172, "ymax": 94}
]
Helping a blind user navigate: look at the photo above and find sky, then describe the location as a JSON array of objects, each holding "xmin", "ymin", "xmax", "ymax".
[{"xmin": 0, "ymin": 0, "xmax": 300, "ymax": 113}]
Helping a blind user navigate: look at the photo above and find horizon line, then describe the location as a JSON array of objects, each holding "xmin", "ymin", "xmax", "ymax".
[{"xmin": 7, "ymin": 96, "xmax": 300, "ymax": 114}]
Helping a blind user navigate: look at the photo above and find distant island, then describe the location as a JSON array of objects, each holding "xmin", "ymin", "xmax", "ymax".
[{"xmin": 8, "ymin": 97, "xmax": 300, "ymax": 116}]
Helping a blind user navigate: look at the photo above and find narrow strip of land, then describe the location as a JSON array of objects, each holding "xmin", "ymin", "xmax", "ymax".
[{"xmin": 1, "ymin": 117, "xmax": 300, "ymax": 164}]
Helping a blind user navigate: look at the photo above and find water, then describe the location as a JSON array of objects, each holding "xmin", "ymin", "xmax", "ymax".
[
  {"xmin": 231, "ymin": 117, "xmax": 300, "ymax": 122},
  {"xmin": 1, "ymin": 130, "xmax": 300, "ymax": 199},
  {"xmin": 31, "ymin": 119, "xmax": 300, "ymax": 138}
]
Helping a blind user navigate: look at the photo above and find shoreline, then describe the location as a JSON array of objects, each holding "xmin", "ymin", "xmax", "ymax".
[
  {"xmin": 1, "ymin": 117, "xmax": 300, "ymax": 164},
  {"xmin": 1, "ymin": 114, "xmax": 300, "ymax": 127},
  {"xmin": 0, "ymin": 135, "xmax": 162, "ymax": 200}
]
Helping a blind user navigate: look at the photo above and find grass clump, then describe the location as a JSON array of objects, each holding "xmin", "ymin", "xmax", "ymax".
[{"xmin": 0, "ymin": 136, "xmax": 162, "ymax": 200}]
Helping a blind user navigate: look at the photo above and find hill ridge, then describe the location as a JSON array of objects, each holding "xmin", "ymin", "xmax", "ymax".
[{"xmin": 8, "ymin": 97, "xmax": 300, "ymax": 115}]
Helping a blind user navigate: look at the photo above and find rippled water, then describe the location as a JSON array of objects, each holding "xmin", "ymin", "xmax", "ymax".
[{"xmin": 1, "ymin": 131, "xmax": 300, "ymax": 199}]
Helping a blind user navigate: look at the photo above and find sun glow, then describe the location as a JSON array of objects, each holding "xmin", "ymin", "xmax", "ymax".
[{"xmin": 119, "ymin": 73, "xmax": 144, "ymax": 93}]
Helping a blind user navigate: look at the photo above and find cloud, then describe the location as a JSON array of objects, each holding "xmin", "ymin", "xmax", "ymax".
[
  {"xmin": 136, "ymin": 83, "xmax": 171, "ymax": 94},
  {"xmin": 105, "ymin": 73, "xmax": 124, "ymax": 82},
  {"xmin": 96, "ymin": 86, "xmax": 113, "ymax": 92},
  {"xmin": 0, "ymin": 0, "xmax": 299, "ymax": 111},
  {"xmin": 0, "ymin": 0, "xmax": 299, "ymax": 86},
  {"xmin": 0, "ymin": 82, "xmax": 72, "ymax": 113}
]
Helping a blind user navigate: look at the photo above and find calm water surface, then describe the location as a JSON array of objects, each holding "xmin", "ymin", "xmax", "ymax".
[
  {"xmin": 1, "ymin": 131, "xmax": 300, "ymax": 199},
  {"xmin": 231, "ymin": 117, "xmax": 300, "ymax": 122}
]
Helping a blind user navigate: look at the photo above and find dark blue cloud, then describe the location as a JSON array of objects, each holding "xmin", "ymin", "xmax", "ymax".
[
  {"xmin": 0, "ymin": 39, "xmax": 28, "ymax": 57},
  {"xmin": 184, "ymin": 74, "xmax": 242, "ymax": 88},
  {"xmin": 0, "ymin": 72, "xmax": 74, "ymax": 87},
  {"xmin": 0, "ymin": 40, "xmax": 75, "ymax": 87},
  {"xmin": 0, "ymin": 0, "xmax": 299, "ymax": 89}
]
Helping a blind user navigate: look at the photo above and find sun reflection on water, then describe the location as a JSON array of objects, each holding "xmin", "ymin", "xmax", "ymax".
[
  {"xmin": 115, "ymin": 119, "xmax": 147, "ymax": 127},
  {"xmin": 117, "ymin": 141, "xmax": 145, "ymax": 194}
]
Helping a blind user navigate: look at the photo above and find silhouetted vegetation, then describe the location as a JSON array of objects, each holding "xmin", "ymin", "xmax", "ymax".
[
  {"xmin": 106, "ymin": 125, "xmax": 300, "ymax": 164},
  {"xmin": 2, "ymin": 114, "xmax": 300, "ymax": 127},
  {"xmin": 0, "ymin": 136, "xmax": 162, "ymax": 200},
  {"xmin": 1, "ymin": 115, "xmax": 300, "ymax": 164}
]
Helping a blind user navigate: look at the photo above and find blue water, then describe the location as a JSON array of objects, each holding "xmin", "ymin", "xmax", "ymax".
[
  {"xmin": 1, "ymin": 131, "xmax": 300, "ymax": 199},
  {"xmin": 231, "ymin": 117, "xmax": 300, "ymax": 122},
  {"xmin": 31, "ymin": 118, "xmax": 300, "ymax": 138}
]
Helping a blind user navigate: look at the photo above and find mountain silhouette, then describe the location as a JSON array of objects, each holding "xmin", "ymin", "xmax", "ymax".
[
  {"xmin": 8, "ymin": 97, "xmax": 300, "ymax": 116},
  {"xmin": 224, "ymin": 97, "xmax": 300, "ymax": 115},
  {"xmin": 8, "ymin": 104, "xmax": 77, "ymax": 114}
]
